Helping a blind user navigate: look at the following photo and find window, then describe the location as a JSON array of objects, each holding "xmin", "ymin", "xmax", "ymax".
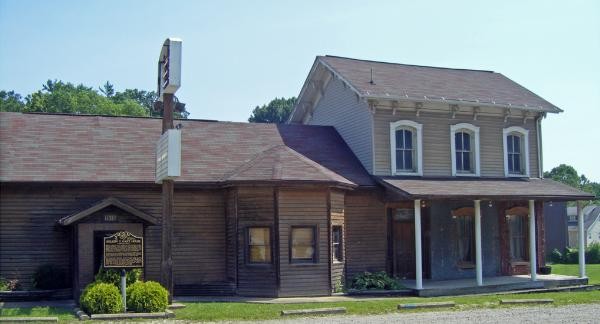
[
  {"xmin": 332, "ymin": 226, "xmax": 343, "ymax": 262},
  {"xmin": 390, "ymin": 120, "xmax": 423, "ymax": 175},
  {"xmin": 450, "ymin": 123, "xmax": 480, "ymax": 176},
  {"xmin": 452, "ymin": 207, "xmax": 475, "ymax": 266},
  {"xmin": 290, "ymin": 226, "xmax": 317, "ymax": 263},
  {"xmin": 247, "ymin": 227, "xmax": 272, "ymax": 264},
  {"xmin": 503, "ymin": 126, "xmax": 529, "ymax": 177},
  {"xmin": 508, "ymin": 215, "xmax": 528, "ymax": 261}
]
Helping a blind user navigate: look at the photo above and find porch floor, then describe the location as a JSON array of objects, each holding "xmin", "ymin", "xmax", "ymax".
[{"xmin": 401, "ymin": 274, "xmax": 588, "ymax": 297}]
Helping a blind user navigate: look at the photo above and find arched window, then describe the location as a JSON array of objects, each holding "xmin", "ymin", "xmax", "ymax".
[
  {"xmin": 390, "ymin": 120, "xmax": 423, "ymax": 175},
  {"xmin": 450, "ymin": 123, "xmax": 480, "ymax": 176},
  {"xmin": 503, "ymin": 126, "xmax": 529, "ymax": 177}
]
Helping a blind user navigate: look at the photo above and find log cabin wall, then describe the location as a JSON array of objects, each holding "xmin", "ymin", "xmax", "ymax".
[
  {"xmin": 344, "ymin": 190, "xmax": 387, "ymax": 280},
  {"xmin": 235, "ymin": 187, "xmax": 278, "ymax": 296},
  {"xmin": 172, "ymin": 189, "xmax": 228, "ymax": 288},
  {"xmin": 0, "ymin": 183, "xmax": 162, "ymax": 290},
  {"xmin": 329, "ymin": 189, "xmax": 345, "ymax": 292},
  {"xmin": 278, "ymin": 188, "xmax": 330, "ymax": 297}
]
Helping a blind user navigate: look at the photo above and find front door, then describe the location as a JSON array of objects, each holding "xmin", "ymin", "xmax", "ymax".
[{"xmin": 394, "ymin": 221, "xmax": 415, "ymax": 279}]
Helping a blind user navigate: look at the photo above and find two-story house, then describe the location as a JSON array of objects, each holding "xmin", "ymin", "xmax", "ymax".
[
  {"xmin": 0, "ymin": 56, "xmax": 593, "ymax": 299},
  {"xmin": 289, "ymin": 56, "xmax": 593, "ymax": 289}
]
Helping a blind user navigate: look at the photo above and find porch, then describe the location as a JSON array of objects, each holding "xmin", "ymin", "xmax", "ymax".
[{"xmin": 401, "ymin": 274, "xmax": 589, "ymax": 297}]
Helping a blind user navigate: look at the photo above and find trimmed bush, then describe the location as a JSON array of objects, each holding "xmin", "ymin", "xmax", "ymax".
[
  {"xmin": 349, "ymin": 271, "xmax": 402, "ymax": 290},
  {"xmin": 33, "ymin": 264, "xmax": 68, "ymax": 289},
  {"xmin": 79, "ymin": 282, "xmax": 123, "ymax": 314},
  {"xmin": 126, "ymin": 281, "xmax": 169, "ymax": 313},
  {"xmin": 550, "ymin": 244, "xmax": 600, "ymax": 264},
  {"xmin": 550, "ymin": 249, "xmax": 563, "ymax": 264},
  {"xmin": 587, "ymin": 242, "xmax": 600, "ymax": 264},
  {"xmin": 95, "ymin": 267, "xmax": 141, "ymax": 287}
]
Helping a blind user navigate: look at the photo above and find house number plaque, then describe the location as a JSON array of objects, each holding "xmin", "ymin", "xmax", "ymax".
[{"xmin": 103, "ymin": 231, "xmax": 144, "ymax": 268}]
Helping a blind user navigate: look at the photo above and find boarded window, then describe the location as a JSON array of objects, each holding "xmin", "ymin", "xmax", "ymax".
[
  {"xmin": 291, "ymin": 226, "xmax": 317, "ymax": 263},
  {"xmin": 247, "ymin": 227, "xmax": 271, "ymax": 264},
  {"xmin": 332, "ymin": 226, "xmax": 343, "ymax": 262}
]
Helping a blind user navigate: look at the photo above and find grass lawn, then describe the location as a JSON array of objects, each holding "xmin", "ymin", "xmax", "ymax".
[
  {"xmin": 551, "ymin": 264, "xmax": 600, "ymax": 284},
  {"xmin": 0, "ymin": 306, "xmax": 75, "ymax": 321},
  {"xmin": 174, "ymin": 290, "xmax": 600, "ymax": 321}
]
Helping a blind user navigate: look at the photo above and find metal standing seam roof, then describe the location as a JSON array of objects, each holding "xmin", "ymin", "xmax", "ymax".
[
  {"xmin": 317, "ymin": 55, "xmax": 562, "ymax": 113},
  {"xmin": 0, "ymin": 112, "xmax": 375, "ymax": 187}
]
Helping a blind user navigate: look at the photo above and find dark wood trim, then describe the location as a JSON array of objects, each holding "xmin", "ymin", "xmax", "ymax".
[
  {"xmin": 289, "ymin": 225, "xmax": 319, "ymax": 264},
  {"xmin": 273, "ymin": 187, "xmax": 281, "ymax": 294},
  {"xmin": 386, "ymin": 208, "xmax": 394, "ymax": 275},
  {"xmin": 58, "ymin": 197, "xmax": 158, "ymax": 226},
  {"xmin": 233, "ymin": 188, "xmax": 240, "ymax": 292},
  {"xmin": 327, "ymin": 189, "xmax": 332, "ymax": 293}
]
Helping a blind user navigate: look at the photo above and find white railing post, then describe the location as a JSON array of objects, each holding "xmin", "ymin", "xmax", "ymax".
[
  {"xmin": 529, "ymin": 200, "xmax": 537, "ymax": 281},
  {"xmin": 474, "ymin": 200, "xmax": 483, "ymax": 286},
  {"xmin": 414, "ymin": 199, "xmax": 423, "ymax": 290}
]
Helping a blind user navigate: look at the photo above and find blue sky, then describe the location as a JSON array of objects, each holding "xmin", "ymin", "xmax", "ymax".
[{"xmin": 1, "ymin": 0, "xmax": 599, "ymax": 181}]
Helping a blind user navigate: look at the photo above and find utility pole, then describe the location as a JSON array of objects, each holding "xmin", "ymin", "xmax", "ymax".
[
  {"xmin": 161, "ymin": 92, "xmax": 174, "ymax": 304},
  {"xmin": 156, "ymin": 38, "xmax": 182, "ymax": 304}
]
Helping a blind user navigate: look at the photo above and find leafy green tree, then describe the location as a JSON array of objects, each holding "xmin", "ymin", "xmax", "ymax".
[
  {"xmin": 0, "ymin": 90, "xmax": 25, "ymax": 112},
  {"xmin": 545, "ymin": 164, "xmax": 599, "ymax": 203},
  {"xmin": 544, "ymin": 164, "xmax": 581, "ymax": 188},
  {"xmin": 0, "ymin": 80, "xmax": 190, "ymax": 118},
  {"xmin": 248, "ymin": 97, "xmax": 296, "ymax": 123}
]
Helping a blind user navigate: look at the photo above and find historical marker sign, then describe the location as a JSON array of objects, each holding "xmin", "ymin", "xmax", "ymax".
[{"xmin": 103, "ymin": 231, "xmax": 144, "ymax": 268}]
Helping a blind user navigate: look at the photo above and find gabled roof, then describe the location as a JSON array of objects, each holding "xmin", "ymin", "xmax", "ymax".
[
  {"xmin": 58, "ymin": 197, "xmax": 158, "ymax": 226},
  {"xmin": 378, "ymin": 177, "xmax": 594, "ymax": 201},
  {"xmin": 0, "ymin": 112, "xmax": 374, "ymax": 187},
  {"xmin": 291, "ymin": 55, "xmax": 561, "ymax": 122}
]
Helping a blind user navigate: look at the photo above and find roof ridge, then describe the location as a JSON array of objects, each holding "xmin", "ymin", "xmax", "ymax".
[
  {"xmin": 222, "ymin": 144, "xmax": 285, "ymax": 181},
  {"xmin": 322, "ymin": 55, "xmax": 495, "ymax": 73}
]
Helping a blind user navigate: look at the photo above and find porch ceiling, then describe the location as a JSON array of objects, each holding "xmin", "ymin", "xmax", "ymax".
[{"xmin": 377, "ymin": 177, "xmax": 595, "ymax": 201}]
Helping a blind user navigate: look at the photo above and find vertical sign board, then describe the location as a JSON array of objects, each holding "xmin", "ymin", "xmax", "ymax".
[
  {"xmin": 103, "ymin": 231, "xmax": 144, "ymax": 269},
  {"xmin": 155, "ymin": 128, "xmax": 181, "ymax": 184},
  {"xmin": 158, "ymin": 38, "xmax": 182, "ymax": 100}
]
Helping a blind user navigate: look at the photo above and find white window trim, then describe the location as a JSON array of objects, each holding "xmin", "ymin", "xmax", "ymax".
[
  {"xmin": 390, "ymin": 120, "xmax": 423, "ymax": 176},
  {"xmin": 450, "ymin": 123, "xmax": 481, "ymax": 177},
  {"xmin": 503, "ymin": 126, "xmax": 530, "ymax": 177}
]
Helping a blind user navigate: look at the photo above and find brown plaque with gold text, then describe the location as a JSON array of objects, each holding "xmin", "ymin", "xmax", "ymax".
[{"xmin": 103, "ymin": 231, "xmax": 144, "ymax": 268}]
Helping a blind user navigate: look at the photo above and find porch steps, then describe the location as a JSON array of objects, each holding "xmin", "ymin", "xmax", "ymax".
[{"xmin": 416, "ymin": 281, "xmax": 545, "ymax": 297}]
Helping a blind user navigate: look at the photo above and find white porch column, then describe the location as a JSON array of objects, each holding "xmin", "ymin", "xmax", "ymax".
[
  {"xmin": 528, "ymin": 200, "xmax": 537, "ymax": 281},
  {"xmin": 474, "ymin": 200, "xmax": 483, "ymax": 286},
  {"xmin": 578, "ymin": 201, "xmax": 586, "ymax": 278},
  {"xmin": 414, "ymin": 199, "xmax": 423, "ymax": 290}
]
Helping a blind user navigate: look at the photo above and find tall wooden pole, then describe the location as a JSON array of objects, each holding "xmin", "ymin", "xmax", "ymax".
[{"xmin": 161, "ymin": 93, "xmax": 174, "ymax": 303}]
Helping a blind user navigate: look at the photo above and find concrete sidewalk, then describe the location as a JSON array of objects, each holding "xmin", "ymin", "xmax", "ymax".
[{"xmin": 0, "ymin": 299, "xmax": 75, "ymax": 308}]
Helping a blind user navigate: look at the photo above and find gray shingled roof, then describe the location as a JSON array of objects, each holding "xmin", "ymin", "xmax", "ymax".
[
  {"xmin": 318, "ymin": 55, "xmax": 561, "ymax": 113},
  {"xmin": 0, "ymin": 112, "xmax": 374, "ymax": 186},
  {"xmin": 378, "ymin": 177, "xmax": 594, "ymax": 200}
]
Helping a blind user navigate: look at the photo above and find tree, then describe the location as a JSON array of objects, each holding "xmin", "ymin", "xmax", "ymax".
[
  {"xmin": 0, "ymin": 90, "xmax": 25, "ymax": 112},
  {"xmin": 545, "ymin": 164, "xmax": 599, "ymax": 204},
  {"xmin": 248, "ymin": 97, "xmax": 296, "ymax": 123},
  {"xmin": 544, "ymin": 164, "xmax": 581, "ymax": 189},
  {"xmin": 0, "ymin": 80, "xmax": 190, "ymax": 118}
]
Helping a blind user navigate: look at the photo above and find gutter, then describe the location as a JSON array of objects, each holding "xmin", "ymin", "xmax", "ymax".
[{"xmin": 536, "ymin": 113, "xmax": 545, "ymax": 178}]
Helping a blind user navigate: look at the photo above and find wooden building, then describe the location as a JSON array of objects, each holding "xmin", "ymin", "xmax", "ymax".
[{"xmin": 0, "ymin": 56, "xmax": 594, "ymax": 298}]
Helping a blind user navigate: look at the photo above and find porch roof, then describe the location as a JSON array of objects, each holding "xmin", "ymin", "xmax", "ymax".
[{"xmin": 377, "ymin": 177, "xmax": 595, "ymax": 201}]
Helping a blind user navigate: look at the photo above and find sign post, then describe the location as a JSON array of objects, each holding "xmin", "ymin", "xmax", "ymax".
[
  {"xmin": 156, "ymin": 38, "xmax": 182, "ymax": 304},
  {"xmin": 103, "ymin": 231, "xmax": 144, "ymax": 312}
]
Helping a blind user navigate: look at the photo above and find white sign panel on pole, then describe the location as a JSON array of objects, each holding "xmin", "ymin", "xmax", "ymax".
[
  {"xmin": 155, "ymin": 129, "xmax": 181, "ymax": 184},
  {"xmin": 158, "ymin": 38, "xmax": 182, "ymax": 100}
]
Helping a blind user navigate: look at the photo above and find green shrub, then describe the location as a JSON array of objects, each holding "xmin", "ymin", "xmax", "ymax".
[
  {"xmin": 94, "ymin": 267, "xmax": 141, "ymax": 287},
  {"xmin": 126, "ymin": 281, "xmax": 169, "ymax": 313},
  {"xmin": 349, "ymin": 271, "xmax": 402, "ymax": 290},
  {"xmin": 586, "ymin": 242, "xmax": 600, "ymax": 264},
  {"xmin": 550, "ymin": 248, "xmax": 563, "ymax": 264},
  {"xmin": 33, "ymin": 264, "xmax": 68, "ymax": 290},
  {"xmin": 79, "ymin": 282, "xmax": 123, "ymax": 314}
]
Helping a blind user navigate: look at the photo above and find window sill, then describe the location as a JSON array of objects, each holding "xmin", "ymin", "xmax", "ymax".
[
  {"xmin": 510, "ymin": 261, "xmax": 529, "ymax": 266},
  {"xmin": 245, "ymin": 263, "xmax": 274, "ymax": 268},
  {"xmin": 506, "ymin": 173, "xmax": 529, "ymax": 178},
  {"xmin": 333, "ymin": 260, "xmax": 344, "ymax": 264},
  {"xmin": 393, "ymin": 171, "xmax": 422, "ymax": 176},
  {"xmin": 457, "ymin": 262, "xmax": 475, "ymax": 269},
  {"xmin": 453, "ymin": 173, "xmax": 480, "ymax": 177},
  {"xmin": 290, "ymin": 261, "xmax": 319, "ymax": 266}
]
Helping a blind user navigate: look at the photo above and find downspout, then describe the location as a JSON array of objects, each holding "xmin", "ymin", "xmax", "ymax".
[{"xmin": 536, "ymin": 113, "xmax": 544, "ymax": 178}]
